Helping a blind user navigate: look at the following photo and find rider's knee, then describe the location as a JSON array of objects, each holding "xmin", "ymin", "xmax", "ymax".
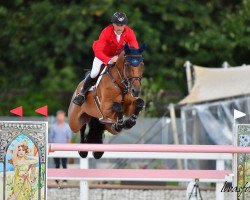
[
  {"xmin": 90, "ymin": 71, "xmax": 98, "ymax": 79},
  {"xmin": 91, "ymin": 57, "xmax": 103, "ymax": 78}
]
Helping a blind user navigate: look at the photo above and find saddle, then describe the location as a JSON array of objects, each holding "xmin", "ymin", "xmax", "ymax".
[
  {"xmin": 86, "ymin": 63, "xmax": 115, "ymax": 124},
  {"xmin": 85, "ymin": 64, "xmax": 114, "ymax": 90}
]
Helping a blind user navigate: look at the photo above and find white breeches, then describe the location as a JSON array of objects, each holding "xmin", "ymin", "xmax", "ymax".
[{"xmin": 90, "ymin": 57, "xmax": 104, "ymax": 78}]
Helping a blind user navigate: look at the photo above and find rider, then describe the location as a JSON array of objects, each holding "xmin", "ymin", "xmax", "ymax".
[{"xmin": 73, "ymin": 12, "xmax": 139, "ymax": 106}]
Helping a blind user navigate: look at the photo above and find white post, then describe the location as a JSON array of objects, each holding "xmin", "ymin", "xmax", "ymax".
[
  {"xmin": 183, "ymin": 61, "xmax": 193, "ymax": 93},
  {"xmin": 80, "ymin": 157, "xmax": 89, "ymax": 200},
  {"xmin": 181, "ymin": 108, "xmax": 188, "ymax": 170},
  {"xmin": 222, "ymin": 61, "xmax": 230, "ymax": 68},
  {"xmin": 169, "ymin": 103, "xmax": 182, "ymax": 169},
  {"xmin": 161, "ymin": 117, "xmax": 170, "ymax": 144},
  {"xmin": 216, "ymin": 159, "xmax": 225, "ymax": 200}
]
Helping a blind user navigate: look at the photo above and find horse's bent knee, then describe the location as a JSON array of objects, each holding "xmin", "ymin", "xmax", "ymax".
[
  {"xmin": 135, "ymin": 98, "xmax": 144, "ymax": 109},
  {"xmin": 112, "ymin": 102, "xmax": 123, "ymax": 113},
  {"xmin": 134, "ymin": 98, "xmax": 144, "ymax": 115}
]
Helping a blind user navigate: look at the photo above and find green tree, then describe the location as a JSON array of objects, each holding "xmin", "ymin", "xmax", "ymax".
[{"xmin": 1, "ymin": 0, "xmax": 250, "ymax": 116}]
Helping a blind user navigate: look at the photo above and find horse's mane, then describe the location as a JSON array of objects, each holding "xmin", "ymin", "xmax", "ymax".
[{"xmin": 115, "ymin": 51, "xmax": 125, "ymax": 67}]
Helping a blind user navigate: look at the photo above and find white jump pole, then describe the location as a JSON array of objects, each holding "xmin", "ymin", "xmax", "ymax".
[
  {"xmin": 216, "ymin": 159, "xmax": 225, "ymax": 200},
  {"xmin": 49, "ymin": 144, "xmax": 250, "ymax": 153},
  {"xmin": 80, "ymin": 157, "xmax": 89, "ymax": 200}
]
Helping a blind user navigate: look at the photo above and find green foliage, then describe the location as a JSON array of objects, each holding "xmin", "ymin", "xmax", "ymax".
[{"xmin": 1, "ymin": 0, "xmax": 250, "ymax": 116}]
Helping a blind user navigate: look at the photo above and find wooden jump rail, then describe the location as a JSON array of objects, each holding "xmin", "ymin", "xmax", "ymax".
[{"xmin": 47, "ymin": 169, "xmax": 231, "ymax": 181}]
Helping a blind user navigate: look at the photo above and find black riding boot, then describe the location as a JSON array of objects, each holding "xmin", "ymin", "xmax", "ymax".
[{"xmin": 73, "ymin": 74, "xmax": 96, "ymax": 106}]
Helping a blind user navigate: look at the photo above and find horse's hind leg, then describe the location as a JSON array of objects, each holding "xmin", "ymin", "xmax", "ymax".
[
  {"xmin": 78, "ymin": 124, "xmax": 88, "ymax": 158},
  {"xmin": 111, "ymin": 102, "xmax": 124, "ymax": 132},
  {"xmin": 87, "ymin": 117, "xmax": 105, "ymax": 159},
  {"xmin": 124, "ymin": 98, "xmax": 144, "ymax": 129}
]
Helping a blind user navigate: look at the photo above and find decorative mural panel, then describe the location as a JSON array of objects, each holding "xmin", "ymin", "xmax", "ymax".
[{"xmin": 0, "ymin": 121, "xmax": 47, "ymax": 200}]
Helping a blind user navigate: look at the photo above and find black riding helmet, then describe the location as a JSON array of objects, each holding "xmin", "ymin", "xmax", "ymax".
[{"xmin": 111, "ymin": 12, "xmax": 128, "ymax": 25}]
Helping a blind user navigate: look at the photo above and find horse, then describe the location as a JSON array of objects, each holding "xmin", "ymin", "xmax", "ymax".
[{"xmin": 68, "ymin": 43, "xmax": 145, "ymax": 159}]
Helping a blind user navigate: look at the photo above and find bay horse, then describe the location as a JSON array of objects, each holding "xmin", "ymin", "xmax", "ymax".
[{"xmin": 68, "ymin": 43, "xmax": 145, "ymax": 158}]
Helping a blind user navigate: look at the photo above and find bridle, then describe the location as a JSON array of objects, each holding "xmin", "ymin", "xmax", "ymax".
[
  {"xmin": 124, "ymin": 54, "xmax": 143, "ymax": 86},
  {"xmin": 105, "ymin": 54, "xmax": 143, "ymax": 95}
]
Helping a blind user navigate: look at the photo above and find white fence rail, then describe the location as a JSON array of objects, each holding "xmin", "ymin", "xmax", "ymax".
[{"xmin": 48, "ymin": 151, "xmax": 232, "ymax": 200}]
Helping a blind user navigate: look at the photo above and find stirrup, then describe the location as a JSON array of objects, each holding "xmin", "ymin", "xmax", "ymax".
[{"xmin": 73, "ymin": 94, "xmax": 85, "ymax": 106}]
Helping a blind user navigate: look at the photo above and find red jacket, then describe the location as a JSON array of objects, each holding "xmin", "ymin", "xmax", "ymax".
[{"xmin": 92, "ymin": 24, "xmax": 139, "ymax": 65}]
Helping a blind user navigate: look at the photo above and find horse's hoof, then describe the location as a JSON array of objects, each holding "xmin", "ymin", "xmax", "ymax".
[
  {"xmin": 111, "ymin": 123, "xmax": 123, "ymax": 132},
  {"xmin": 78, "ymin": 151, "xmax": 88, "ymax": 158},
  {"xmin": 93, "ymin": 151, "xmax": 104, "ymax": 159},
  {"xmin": 111, "ymin": 124, "xmax": 119, "ymax": 134},
  {"xmin": 124, "ymin": 119, "xmax": 136, "ymax": 129}
]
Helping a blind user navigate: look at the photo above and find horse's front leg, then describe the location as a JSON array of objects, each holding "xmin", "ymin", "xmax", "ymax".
[
  {"xmin": 111, "ymin": 102, "xmax": 124, "ymax": 132},
  {"xmin": 124, "ymin": 98, "xmax": 144, "ymax": 129}
]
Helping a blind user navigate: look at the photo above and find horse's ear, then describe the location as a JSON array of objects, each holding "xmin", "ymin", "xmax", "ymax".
[
  {"xmin": 139, "ymin": 43, "xmax": 146, "ymax": 53},
  {"xmin": 124, "ymin": 43, "xmax": 130, "ymax": 54}
]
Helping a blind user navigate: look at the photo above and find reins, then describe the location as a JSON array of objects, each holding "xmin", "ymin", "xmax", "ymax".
[{"xmin": 105, "ymin": 54, "xmax": 143, "ymax": 96}]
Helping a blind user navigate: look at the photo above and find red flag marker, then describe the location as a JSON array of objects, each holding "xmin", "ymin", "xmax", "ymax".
[
  {"xmin": 35, "ymin": 105, "xmax": 48, "ymax": 117},
  {"xmin": 10, "ymin": 106, "xmax": 23, "ymax": 117}
]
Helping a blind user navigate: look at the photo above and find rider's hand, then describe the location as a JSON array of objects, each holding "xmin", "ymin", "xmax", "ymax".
[{"xmin": 111, "ymin": 55, "xmax": 118, "ymax": 63}]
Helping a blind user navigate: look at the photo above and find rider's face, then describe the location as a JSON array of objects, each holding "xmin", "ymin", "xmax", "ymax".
[{"xmin": 113, "ymin": 23, "xmax": 126, "ymax": 35}]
